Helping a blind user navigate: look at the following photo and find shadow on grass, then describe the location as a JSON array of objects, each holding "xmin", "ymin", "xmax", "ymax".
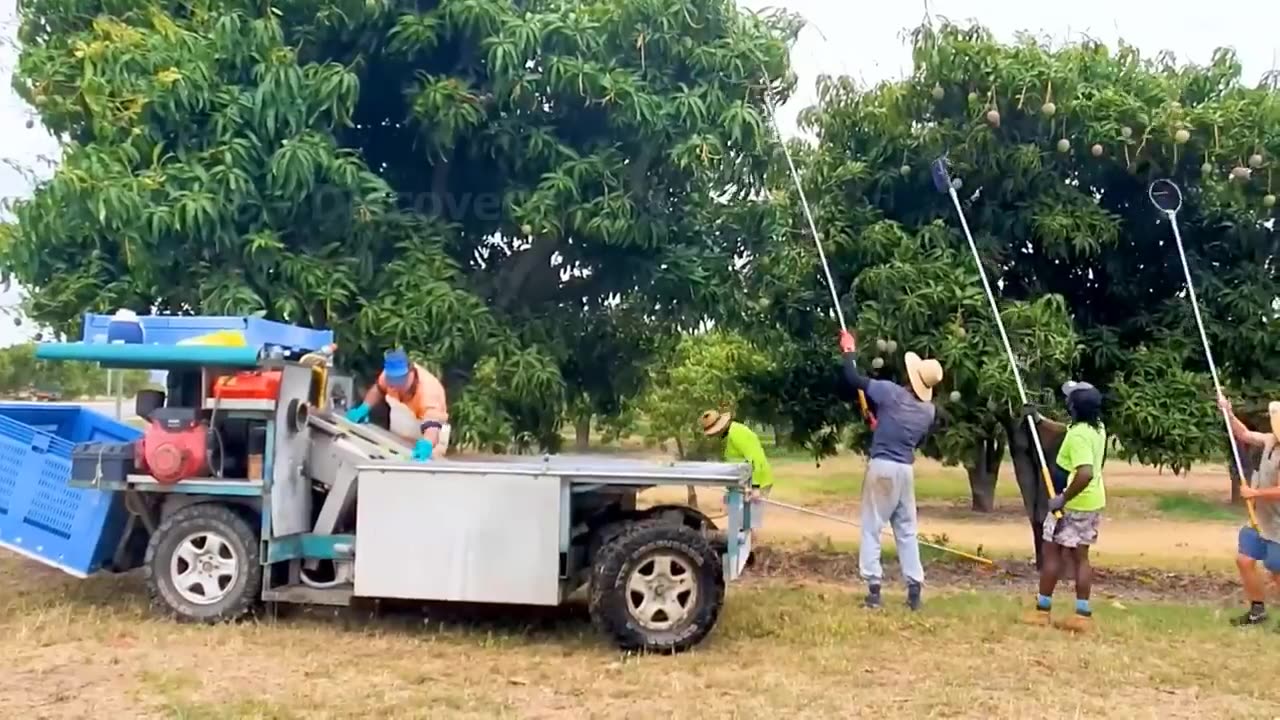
[
  {"xmin": 0, "ymin": 557, "xmax": 602, "ymax": 649},
  {"xmin": 284, "ymin": 595, "xmax": 600, "ymax": 648}
]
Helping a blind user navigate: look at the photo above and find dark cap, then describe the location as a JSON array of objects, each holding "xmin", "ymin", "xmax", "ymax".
[{"xmin": 1061, "ymin": 380, "xmax": 1097, "ymax": 398}]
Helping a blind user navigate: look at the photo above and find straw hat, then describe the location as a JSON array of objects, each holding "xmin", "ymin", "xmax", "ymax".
[
  {"xmin": 700, "ymin": 409, "xmax": 732, "ymax": 436},
  {"xmin": 904, "ymin": 352, "xmax": 944, "ymax": 402}
]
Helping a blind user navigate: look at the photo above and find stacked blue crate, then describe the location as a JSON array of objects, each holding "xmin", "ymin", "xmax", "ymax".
[
  {"xmin": 80, "ymin": 313, "xmax": 333, "ymax": 350},
  {"xmin": 0, "ymin": 404, "xmax": 142, "ymax": 577},
  {"xmin": 79, "ymin": 313, "xmax": 334, "ymax": 385}
]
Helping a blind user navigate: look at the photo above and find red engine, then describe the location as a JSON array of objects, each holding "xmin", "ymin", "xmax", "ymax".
[{"xmin": 135, "ymin": 408, "xmax": 210, "ymax": 485}]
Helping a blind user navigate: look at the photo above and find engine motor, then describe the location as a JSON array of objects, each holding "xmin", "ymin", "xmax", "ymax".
[{"xmin": 135, "ymin": 407, "xmax": 210, "ymax": 485}]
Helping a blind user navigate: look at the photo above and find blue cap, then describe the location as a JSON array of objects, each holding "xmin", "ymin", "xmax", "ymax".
[{"xmin": 384, "ymin": 348, "xmax": 411, "ymax": 384}]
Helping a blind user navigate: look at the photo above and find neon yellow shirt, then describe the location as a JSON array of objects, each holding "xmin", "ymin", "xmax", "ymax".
[
  {"xmin": 1057, "ymin": 423, "xmax": 1106, "ymax": 512},
  {"xmin": 723, "ymin": 422, "xmax": 773, "ymax": 489}
]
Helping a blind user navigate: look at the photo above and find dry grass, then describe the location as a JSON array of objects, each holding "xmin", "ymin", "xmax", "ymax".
[
  {"xmin": 0, "ymin": 446, "xmax": 1261, "ymax": 718},
  {"xmin": 3, "ymin": 554, "xmax": 1278, "ymax": 719},
  {"xmin": 644, "ymin": 457, "xmax": 1245, "ymax": 575}
]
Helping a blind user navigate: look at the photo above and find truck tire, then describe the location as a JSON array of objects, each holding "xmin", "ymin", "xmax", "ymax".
[
  {"xmin": 144, "ymin": 503, "xmax": 262, "ymax": 624},
  {"xmin": 588, "ymin": 520, "xmax": 725, "ymax": 653}
]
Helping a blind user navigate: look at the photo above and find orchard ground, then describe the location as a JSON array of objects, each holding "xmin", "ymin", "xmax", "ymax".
[{"xmin": 3, "ymin": 446, "xmax": 1276, "ymax": 718}]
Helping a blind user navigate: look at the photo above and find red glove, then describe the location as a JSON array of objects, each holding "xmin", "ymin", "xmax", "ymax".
[{"xmin": 839, "ymin": 330, "xmax": 856, "ymax": 354}]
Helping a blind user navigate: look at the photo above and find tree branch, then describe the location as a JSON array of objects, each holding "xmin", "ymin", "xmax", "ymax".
[{"xmin": 493, "ymin": 234, "xmax": 561, "ymax": 310}]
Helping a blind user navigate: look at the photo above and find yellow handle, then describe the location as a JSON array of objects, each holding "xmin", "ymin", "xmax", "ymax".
[
  {"xmin": 1040, "ymin": 466, "xmax": 1063, "ymax": 519},
  {"xmin": 857, "ymin": 390, "xmax": 877, "ymax": 429}
]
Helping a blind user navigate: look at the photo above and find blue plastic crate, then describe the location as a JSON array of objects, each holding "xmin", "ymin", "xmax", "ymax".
[
  {"xmin": 80, "ymin": 313, "xmax": 333, "ymax": 352},
  {"xmin": 0, "ymin": 404, "xmax": 142, "ymax": 577}
]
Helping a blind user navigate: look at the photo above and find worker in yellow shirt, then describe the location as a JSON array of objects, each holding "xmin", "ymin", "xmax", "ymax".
[{"xmin": 700, "ymin": 410, "xmax": 773, "ymax": 561}]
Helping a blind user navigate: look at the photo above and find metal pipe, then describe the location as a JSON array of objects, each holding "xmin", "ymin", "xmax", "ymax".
[
  {"xmin": 353, "ymin": 462, "xmax": 751, "ymax": 484},
  {"xmin": 762, "ymin": 71, "xmax": 873, "ymax": 424},
  {"xmin": 932, "ymin": 158, "xmax": 1060, "ymax": 517},
  {"xmin": 1151, "ymin": 179, "xmax": 1258, "ymax": 527}
]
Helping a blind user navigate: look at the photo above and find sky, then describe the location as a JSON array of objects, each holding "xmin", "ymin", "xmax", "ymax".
[{"xmin": 0, "ymin": 0, "xmax": 1276, "ymax": 344}]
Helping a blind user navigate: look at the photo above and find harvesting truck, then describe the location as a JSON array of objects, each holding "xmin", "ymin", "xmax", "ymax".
[{"xmin": 0, "ymin": 314, "xmax": 756, "ymax": 653}]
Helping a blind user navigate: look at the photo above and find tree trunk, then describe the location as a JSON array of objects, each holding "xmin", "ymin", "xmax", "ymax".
[
  {"xmin": 1227, "ymin": 437, "xmax": 1262, "ymax": 504},
  {"xmin": 774, "ymin": 425, "xmax": 784, "ymax": 449},
  {"xmin": 1003, "ymin": 416, "xmax": 1067, "ymax": 570},
  {"xmin": 574, "ymin": 415, "xmax": 591, "ymax": 452},
  {"xmin": 965, "ymin": 435, "xmax": 1005, "ymax": 512}
]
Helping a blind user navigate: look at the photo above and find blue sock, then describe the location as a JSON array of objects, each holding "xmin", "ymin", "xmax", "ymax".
[
  {"xmin": 1075, "ymin": 598, "xmax": 1091, "ymax": 615},
  {"xmin": 1036, "ymin": 594, "xmax": 1052, "ymax": 611}
]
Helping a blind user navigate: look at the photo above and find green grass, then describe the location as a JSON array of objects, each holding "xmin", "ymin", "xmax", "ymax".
[
  {"xmin": 766, "ymin": 454, "xmax": 1233, "ymax": 509},
  {"xmin": 1154, "ymin": 493, "xmax": 1243, "ymax": 522}
]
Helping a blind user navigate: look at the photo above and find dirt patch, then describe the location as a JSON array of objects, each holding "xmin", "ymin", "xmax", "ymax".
[{"xmin": 748, "ymin": 546, "xmax": 1240, "ymax": 605}]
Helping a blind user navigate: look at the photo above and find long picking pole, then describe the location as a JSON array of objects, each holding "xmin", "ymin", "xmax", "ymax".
[
  {"xmin": 931, "ymin": 159, "xmax": 1060, "ymax": 517},
  {"xmin": 765, "ymin": 89, "xmax": 874, "ymax": 426},
  {"xmin": 762, "ymin": 498, "xmax": 993, "ymax": 565},
  {"xmin": 1160, "ymin": 204, "xmax": 1259, "ymax": 528}
]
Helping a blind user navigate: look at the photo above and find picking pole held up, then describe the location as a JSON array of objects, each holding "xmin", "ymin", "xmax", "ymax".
[
  {"xmin": 930, "ymin": 157, "xmax": 1060, "ymax": 518},
  {"xmin": 765, "ymin": 85, "xmax": 874, "ymax": 428},
  {"xmin": 1148, "ymin": 179, "xmax": 1258, "ymax": 528}
]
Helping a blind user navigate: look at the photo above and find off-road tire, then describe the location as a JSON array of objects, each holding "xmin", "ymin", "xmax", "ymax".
[
  {"xmin": 144, "ymin": 503, "xmax": 262, "ymax": 624},
  {"xmin": 588, "ymin": 520, "xmax": 725, "ymax": 653}
]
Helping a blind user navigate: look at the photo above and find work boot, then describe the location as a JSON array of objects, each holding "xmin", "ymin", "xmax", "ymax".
[
  {"xmin": 1231, "ymin": 608, "xmax": 1268, "ymax": 627},
  {"xmin": 1057, "ymin": 612, "xmax": 1093, "ymax": 634},
  {"xmin": 864, "ymin": 584, "xmax": 883, "ymax": 609},
  {"xmin": 1021, "ymin": 608, "xmax": 1052, "ymax": 627},
  {"xmin": 906, "ymin": 581, "xmax": 923, "ymax": 612}
]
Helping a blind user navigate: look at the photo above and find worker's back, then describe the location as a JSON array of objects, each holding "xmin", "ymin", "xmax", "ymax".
[{"xmin": 378, "ymin": 363, "xmax": 448, "ymax": 423}]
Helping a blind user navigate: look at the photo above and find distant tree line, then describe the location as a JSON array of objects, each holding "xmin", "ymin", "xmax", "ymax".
[{"xmin": 0, "ymin": 344, "xmax": 150, "ymax": 399}]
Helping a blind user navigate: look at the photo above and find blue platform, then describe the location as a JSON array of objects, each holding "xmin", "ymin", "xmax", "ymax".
[
  {"xmin": 80, "ymin": 313, "xmax": 333, "ymax": 352},
  {"xmin": 0, "ymin": 404, "xmax": 142, "ymax": 577},
  {"xmin": 36, "ymin": 343, "xmax": 265, "ymax": 369}
]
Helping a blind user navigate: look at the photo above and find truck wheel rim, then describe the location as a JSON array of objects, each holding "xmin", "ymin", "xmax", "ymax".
[
  {"xmin": 170, "ymin": 531, "xmax": 240, "ymax": 606},
  {"xmin": 626, "ymin": 552, "xmax": 698, "ymax": 632}
]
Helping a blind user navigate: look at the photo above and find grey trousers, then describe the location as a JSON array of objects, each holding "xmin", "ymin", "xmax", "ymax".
[{"xmin": 859, "ymin": 458, "xmax": 924, "ymax": 585}]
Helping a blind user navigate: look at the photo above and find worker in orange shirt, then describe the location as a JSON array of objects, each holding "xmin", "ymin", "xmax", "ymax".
[{"xmin": 346, "ymin": 349, "xmax": 449, "ymax": 461}]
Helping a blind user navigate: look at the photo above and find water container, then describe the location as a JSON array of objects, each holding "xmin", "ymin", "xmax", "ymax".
[{"xmin": 106, "ymin": 309, "xmax": 145, "ymax": 344}]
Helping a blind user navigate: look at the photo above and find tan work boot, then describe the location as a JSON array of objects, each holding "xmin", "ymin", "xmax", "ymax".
[
  {"xmin": 1021, "ymin": 609, "xmax": 1052, "ymax": 627},
  {"xmin": 1056, "ymin": 613, "xmax": 1093, "ymax": 633}
]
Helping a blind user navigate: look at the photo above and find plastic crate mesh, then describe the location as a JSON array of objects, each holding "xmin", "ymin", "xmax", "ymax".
[
  {"xmin": 24, "ymin": 458, "xmax": 77, "ymax": 538},
  {"xmin": 0, "ymin": 419, "xmax": 35, "ymax": 514},
  {"xmin": 0, "ymin": 405, "xmax": 140, "ymax": 576}
]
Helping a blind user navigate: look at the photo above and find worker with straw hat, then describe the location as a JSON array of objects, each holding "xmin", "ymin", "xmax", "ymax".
[
  {"xmin": 700, "ymin": 409, "xmax": 773, "ymax": 559},
  {"xmin": 837, "ymin": 330, "xmax": 942, "ymax": 611},
  {"xmin": 1216, "ymin": 394, "xmax": 1280, "ymax": 628}
]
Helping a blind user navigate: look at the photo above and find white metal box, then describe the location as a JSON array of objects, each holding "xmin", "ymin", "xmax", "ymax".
[{"xmin": 353, "ymin": 466, "xmax": 563, "ymax": 605}]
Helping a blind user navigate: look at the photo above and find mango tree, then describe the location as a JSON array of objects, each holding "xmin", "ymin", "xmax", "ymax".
[
  {"xmin": 747, "ymin": 22, "xmax": 1280, "ymax": 559},
  {"xmin": 3, "ymin": 0, "xmax": 802, "ymax": 450},
  {"xmin": 635, "ymin": 329, "xmax": 771, "ymax": 460}
]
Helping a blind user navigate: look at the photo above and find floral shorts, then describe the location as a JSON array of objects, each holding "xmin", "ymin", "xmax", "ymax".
[{"xmin": 1042, "ymin": 510, "xmax": 1101, "ymax": 548}]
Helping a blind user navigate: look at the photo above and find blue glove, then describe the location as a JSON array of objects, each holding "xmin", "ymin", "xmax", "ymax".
[
  {"xmin": 412, "ymin": 438, "xmax": 434, "ymax": 462},
  {"xmin": 1048, "ymin": 494, "xmax": 1067, "ymax": 512},
  {"xmin": 346, "ymin": 403, "xmax": 371, "ymax": 424}
]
